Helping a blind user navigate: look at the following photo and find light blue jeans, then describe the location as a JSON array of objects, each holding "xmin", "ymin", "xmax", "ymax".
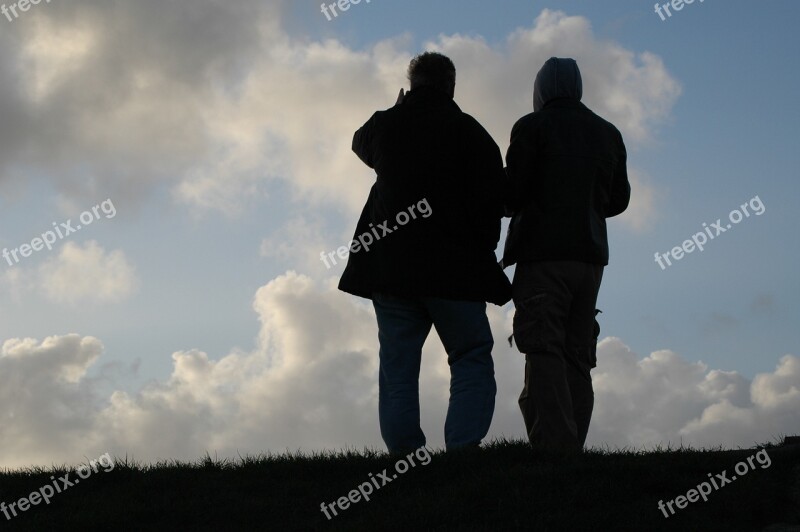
[{"xmin": 372, "ymin": 293, "xmax": 496, "ymax": 453}]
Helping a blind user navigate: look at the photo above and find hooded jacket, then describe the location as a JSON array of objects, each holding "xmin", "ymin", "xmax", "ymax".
[
  {"xmin": 338, "ymin": 86, "xmax": 512, "ymax": 305},
  {"xmin": 502, "ymin": 57, "xmax": 631, "ymax": 266}
]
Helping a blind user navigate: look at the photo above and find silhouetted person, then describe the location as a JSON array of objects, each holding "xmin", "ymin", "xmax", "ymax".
[
  {"xmin": 339, "ymin": 52, "xmax": 511, "ymax": 454},
  {"xmin": 502, "ymin": 57, "xmax": 630, "ymax": 450}
]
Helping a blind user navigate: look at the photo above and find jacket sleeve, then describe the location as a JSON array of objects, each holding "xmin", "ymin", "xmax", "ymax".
[
  {"xmin": 607, "ymin": 131, "xmax": 631, "ymax": 218},
  {"xmin": 352, "ymin": 112, "xmax": 379, "ymax": 169},
  {"xmin": 477, "ymin": 138, "xmax": 506, "ymax": 250},
  {"xmin": 504, "ymin": 117, "xmax": 536, "ymax": 215},
  {"xmin": 461, "ymin": 117, "xmax": 506, "ymax": 252}
]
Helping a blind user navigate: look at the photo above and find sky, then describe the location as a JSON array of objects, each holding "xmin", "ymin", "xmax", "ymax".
[{"xmin": 0, "ymin": 0, "xmax": 798, "ymax": 468}]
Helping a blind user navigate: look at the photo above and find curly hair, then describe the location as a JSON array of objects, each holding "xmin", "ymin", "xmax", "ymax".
[{"xmin": 407, "ymin": 52, "xmax": 456, "ymax": 96}]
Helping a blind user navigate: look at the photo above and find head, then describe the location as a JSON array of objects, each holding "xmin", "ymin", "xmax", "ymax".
[
  {"xmin": 533, "ymin": 57, "xmax": 583, "ymax": 112},
  {"xmin": 407, "ymin": 52, "xmax": 456, "ymax": 99}
]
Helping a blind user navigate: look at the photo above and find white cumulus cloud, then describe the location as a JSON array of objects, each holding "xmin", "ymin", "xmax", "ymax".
[
  {"xmin": 0, "ymin": 274, "xmax": 796, "ymax": 468},
  {"xmin": 38, "ymin": 241, "xmax": 138, "ymax": 305}
]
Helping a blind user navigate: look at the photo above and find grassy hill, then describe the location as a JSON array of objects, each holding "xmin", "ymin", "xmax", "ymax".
[{"xmin": 0, "ymin": 437, "xmax": 798, "ymax": 531}]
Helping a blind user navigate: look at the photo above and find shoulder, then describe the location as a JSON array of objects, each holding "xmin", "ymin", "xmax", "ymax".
[
  {"xmin": 512, "ymin": 112, "xmax": 538, "ymax": 132},
  {"xmin": 458, "ymin": 110, "xmax": 498, "ymax": 146},
  {"xmin": 582, "ymin": 106, "xmax": 624, "ymax": 141},
  {"xmin": 508, "ymin": 112, "xmax": 542, "ymax": 142},
  {"xmin": 369, "ymin": 108, "xmax": 391, "ymax": 123},
  {"xmin": 459, "ymin": 111, "xmax": 487, "ymax": 132},
  {"xmin": 358, "ymin": 108, "xmax": 397, "ymax": 135}
]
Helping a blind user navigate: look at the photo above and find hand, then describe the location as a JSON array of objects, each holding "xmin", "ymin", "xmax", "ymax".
[{"xmin": 395, "ymin": 88, "xmax": 405, "ymax": 105}]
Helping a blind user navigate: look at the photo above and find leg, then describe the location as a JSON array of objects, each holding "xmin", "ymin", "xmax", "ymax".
[
  {"xmin": 372, "ymin": 293, "xmax": 431, "ymax": 454},
  {"xmin": 512, "ymin": 261, "xmax": 579, "ymax": 450},
  {"xmin": 425, "ymin": 298, "xmax": 496, "ymax": 450},
  {"xmin": 563, "ymin": 265, "xmax": 603, "ymax": 447},
  {"xmin": 519, "ymin": 351, "xmax": 579, "ymax": 449}
]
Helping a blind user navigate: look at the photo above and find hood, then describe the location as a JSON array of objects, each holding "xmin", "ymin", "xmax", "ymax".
[{"xmin": 533, "ymin": 57, "xmax": 583, "ymax": 112}]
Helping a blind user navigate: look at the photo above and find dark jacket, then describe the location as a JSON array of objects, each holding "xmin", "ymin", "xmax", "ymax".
[
  {"xmin": 338, "ymin": 86, "xmax": 512, "ymax": 305},
  {"xmin": 502, "ymin": 58, "xmax": 631, "ymax": 266}
]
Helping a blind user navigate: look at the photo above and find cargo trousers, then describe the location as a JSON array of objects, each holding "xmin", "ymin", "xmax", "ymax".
[{"xmin": 512, "ymin": 261, "xmax": 603, "ymax": 450}]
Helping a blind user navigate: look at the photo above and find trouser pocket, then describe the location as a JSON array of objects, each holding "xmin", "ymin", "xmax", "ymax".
[{"xmin": 512, "ymin": 292, "xmax": 548, "ymax": 353}]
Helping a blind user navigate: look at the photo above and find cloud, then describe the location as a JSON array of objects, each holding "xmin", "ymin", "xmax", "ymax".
[
  {"xmin": 0, "ymin": 5, "xmax": 677, "ymax": 222},
  {"xmin": 0, "ymin": 266, "xmax": 32, "ymax": 302},
  {"xmin": 180, "ymin": 8, "xmax": 679, "ymax": 218},
  {"xmin": 260, "ymin": 215, "xmax": 333, "ymax": 274},
  {"xmin": 426, "ymin": 9, "xmax": 681, "ymax": 148},
  {"xmin": 0, "ymin": 0, "xmax": 273, "ymax": 209},
  {"xmin": 0, "ymin": 334, "xmax": 103, "ymax": 464},
  {"xmin": 38, "ymin": 241, "xmax": 138, "ymax": 305},
  {"xmin": 1, "ymin": 273, "xmax": 796, "ymax": 468},
  {"xmin": 614, "ymin": 168, "xmax": 659, "ymax": 233},
  {"xmin": 591, "ymin": 339, "xmax": 799, "ymax": 449}
]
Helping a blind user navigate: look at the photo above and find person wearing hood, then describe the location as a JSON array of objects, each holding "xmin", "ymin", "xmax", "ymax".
[{"xmin": 503, "ymin": 57, "xmax": 631, "ymax": 450}]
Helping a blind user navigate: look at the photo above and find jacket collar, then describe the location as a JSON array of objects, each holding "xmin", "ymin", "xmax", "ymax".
[
  {"xmin": 541, "ymin": 97, "xmax": 587, "ymax": 111},
  {"xmin": 404, "ymin": 86, "xmax": 460, "ymax": 111}
]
